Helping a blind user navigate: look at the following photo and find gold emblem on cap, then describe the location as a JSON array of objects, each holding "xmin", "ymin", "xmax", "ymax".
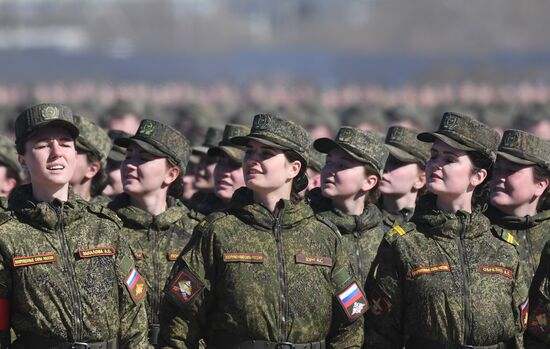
[
  {"xmin": 443, "ymin": 115, "xmax": 459, "ymax": 130},
  {"xmin": 140, "ymin": 120, "xmax": 155, "ymax": 135},
  {"xmin": 41, "ymin": 106, "xmax": 60, "ymax": 119},
  {"xmin": 254, "ymin": 115, "xmax": 270, "ymax": 130},
  {"xmin": 338, "ymin": 128, "xmax": 354, "ymax": 142}
]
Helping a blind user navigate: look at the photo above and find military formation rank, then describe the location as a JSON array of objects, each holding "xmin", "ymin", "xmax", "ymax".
[
  {"xmin": 338, "ymin": 282, "xmax": 368, "ymax": 321},
  {"xmin": 125, "ymin": 267, "xmax": 147, "ymax": 303},
  {"xmin": 12, "ymin": 252, "xmax": 57, "ymax": 267},
  {"xmin": 169, "ymin": 270, "xmax": 204, "ymax": 303}
]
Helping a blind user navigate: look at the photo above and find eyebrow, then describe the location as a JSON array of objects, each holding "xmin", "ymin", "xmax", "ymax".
[{"xmin": 431, "ymin": 148, "xmax": 459, "ymax": 157}]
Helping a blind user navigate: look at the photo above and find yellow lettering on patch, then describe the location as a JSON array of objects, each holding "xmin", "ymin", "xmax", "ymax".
[
  {"xmin": 410, "ymin": 264, "xmax": 451, "ymax": 278},
  {"xmin": 13, "ymin": 253, "xmax": 57, "ymax": 267},
  {"xmin": 479, "ymin": 265, "xmax": 513, "ymax": 279},
  {"xmin": 223, "ymin": 253, "xmax": 265, "ymax": 263},
  {"xmin": 78, "ymin": 246, "xmax": 116, "ymax": 259},
  {"xmin": 295, "ymin": 254, "xmax": 333, "ymax": 267}
]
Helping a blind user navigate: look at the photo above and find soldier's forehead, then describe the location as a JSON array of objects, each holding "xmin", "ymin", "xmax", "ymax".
[{"xmin": 27, "ymin": 127, "xmax": 74, "ymax": 142}]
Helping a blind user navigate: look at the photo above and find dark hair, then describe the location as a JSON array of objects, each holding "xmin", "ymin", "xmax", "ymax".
[
  {"xmin": 283, "ymin": 150, "xmax": 307, "ymax": 204},
  {"xmin": 86, "ymin": 152, "xmax": 108, "ymax": 197},
  {"xmin": 534, "ymin": 166, "xmax": 550, "ymax": 211},
  {"xmin": 167, "ymin": 159, "xmax": 184, "ymax": 199},
  {"xmin": 364, "ymin": 163, "xmax": 381, "ymax": 204},
  {"xmin": 466, "ymin": 151, "xmax": 494, "ymax": 210}
]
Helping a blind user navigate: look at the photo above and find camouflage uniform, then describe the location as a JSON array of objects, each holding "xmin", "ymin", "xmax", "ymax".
[
  {"xmin": 73, "ymin": 115, "xmax": 112, "ymax": 204},
  {"xmin": 0, "ymin": 104, "xmax": 150, "ymax": 349},
  {"xmin": 380, "ymin": 126, "xmax": 431, "ymax": 225},
  {"xmin": 365, "ymin": 113, "xmax": 529, "ymax": 349},
  {"xmin": 160, "ymin": 114, "xmax": 367, "ymax": 349},
  {"xmin": 113, "ymin": 119, "xmax": 193, "ymax": 346},
  {"xmin": 0, "ymin": 135, "xmax": 23, "ymax": 212}
]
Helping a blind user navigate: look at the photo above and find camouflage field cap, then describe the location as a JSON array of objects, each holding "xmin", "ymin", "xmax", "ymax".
[
  {"xmin": 385, "ymin": 126, "xmax": 431, "ymax": 166},
  {"xmin": 74, "ymin": 115, "xmax": 111, "ymax": 167},
  {"xmin": 107, "ymin": 130, "xmax": 131, "ymax": 163},
  {"xmin": 192, "ymin": 127, "xmax": 224, "ymax": 156},
  {"xmin": 418, "ymin": 112, "xmax": 500, "ymax": 162},
  {"xmin": 231, "ymin": 113, "xmax": 311, "ymax": 191},
  {"xmin": 497, "ymin": 129, "xmax": 550, "ymax": 172},
  {"xmin": 115, "ymin": 119, "xmax": 191, "ymax": 173},
  {"xmin": 15, "ymin": 103, "xmax": 79, "ymax": 153},
  {"xmin": 207, "ymin": 124, "xmax": 251, "ymax": 163},
  {"xmin": 0, "ymin": 135, "xmax": 22, "ymax": 181},
  {"xmin": 314, "ymin": 127, "xmax": 389, "ymax": 177},
  {"xmin": 307, "ymin": 147, "xmax": 326, "ymax": 172}
]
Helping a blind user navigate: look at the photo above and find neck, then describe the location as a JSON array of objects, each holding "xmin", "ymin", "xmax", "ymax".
[
  {"xmin": 436, "ymin": 192, "xmax": 473, "ymax": 213},
  {"xmin": 382, "ymin": 192, "xmax": 417, "ymax": 213},
  {"xmin": 496, "ymin": 202, "xmax": 539, "ymax": 218},
  {"xmin": 128, "ymin": 190, "xmax": 168, "ymax": 216},
  {"xmin": 71, "ymin": 182, "xmax": 92, "ymax": 202},
  {"xmin": 253, "ymin": 185, "xmax": 292, "ymax": 213},
  {"xmin": 32, "ymin": 183, "xmax": 69, "ymax": 203},
  {"xmin": 332, "ymin": 193, "xmax": 366, "ymax": 216}
]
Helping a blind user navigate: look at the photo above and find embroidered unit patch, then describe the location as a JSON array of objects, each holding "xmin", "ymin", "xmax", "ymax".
[
  {"xmin": 479, "ymin": 265, "xmax": 513, "ymax": 279},
  {"xmin": 169, "ymin": 270, "xmax": 204, "ymax": 303},
  {"xmin": 78, "ymin": 246, "xmax": 115, "ymax": 259},
  {"xmin": 223, "ymin": 253, "xmax": 265, "ymax": 263},
  {"xmin": 13, "ymin": 253, "xmax": 57, "ymax": 267},
  {"xmin": 295, "ymin": 254, "xmax": 333, "ymax": 267},
  {"xmin": 337, "ymin": 282, "xmax": 368, "ymax": 321},
  {"xmin": 370, "ymin": 288, "xmax": 392, "ymax": 317},
  {"xmin": 124, "ymin": 268, "xmax": 147, "ymax": 303},
  {"xmin": 530, "ymin": 301, "xmax": 549, "ymax": 334},
  {"xmin": 410, "ymin": 264, "xmax": 451, "ymax": 278},
  {"xmin": 520, "ymin": 298, "xmax": 529, "ymax": 330},
  {"xmin": 167, "ymin": 251, "xmax": 179, "ymax": 261}
]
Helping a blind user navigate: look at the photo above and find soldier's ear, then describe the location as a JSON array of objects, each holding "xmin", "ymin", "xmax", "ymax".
[{"xmin": 18, "ymin": 155, "xmax": 26, "ymax": 169}]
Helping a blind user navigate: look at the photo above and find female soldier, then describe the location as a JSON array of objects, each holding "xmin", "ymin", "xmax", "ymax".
[
  {"xmin": 310, "ymin": 126, "xmax": 388, "ymax": 286},
  {"xmin": 379, "ymin": 126, "xmax": 430, "ymax": 224},
  {"xmin": 160, "ymin": 114, "xmax": 367, "ymax": 349},
  {"xmin": 108, "ymin": 119, "xmax": 196, "ymax": 347},
  {"xmin": 365, "ymin": 112, "xmax": 529, "ymax": 349},
  {"xmin": 0, "ymin": 103, "xmax": 149, "ymax": 348}
]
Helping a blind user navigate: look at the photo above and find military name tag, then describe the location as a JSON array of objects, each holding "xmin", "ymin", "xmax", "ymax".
[
  {"xmin": 410, "ymin": 264, "xmax": 451, "ymax": 278},
  {"xmin": 479, "ymin": 265, "xmax": 513, "ymax": 279},
  {"xmin": 167, "ymin": 251, "xmax": 179, "ymax": 261},
  {"xmin": 337, "ymin": 282, "xmax": 368, "ymax": 321},
  {"xmin": 78, "ymin": 246, "xmax": 116, "ymax": 259},
  {"xmin": 223, "ymin": 253, "xmax": 265, "ymax": 263},
  {"xmin": 295, "ymin": 254, "xmax": 333, "ymax": 267},
  {"xmin": 13, "ymin": 252, "xmax": 57, "ymax": 267},
  {"xmin": 125, "ymin": 268, "xmax": 147, "ymax": 303}
]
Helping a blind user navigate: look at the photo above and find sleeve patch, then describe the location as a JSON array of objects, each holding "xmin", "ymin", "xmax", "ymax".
[
  {"xmin": 78, "ymin": 246, "xmax": 116, "ymax": 259},
  {"xmin": 520, "ymin": 298, "xmax": 529, "ymax": 330},
  {"xmin": 124, "ymin": 268, "xmax": 147, "ymax": 304},
  {"xmin": 337, "ymin": 282, "xmax": 368, "ymax": 321},
  {"xmin": 13, "ymin": 252, "xmax": 57, "ymax": 267},
  {"xmin": 369, "ymin": 288, "xmax": 392, "ymax": 317},
  {"xmin": 169, "ymin": 270, "xmax": 204, "ymax": 304},
  {"xmin": 529, "ymin": 300, "xmax": 549, "ymax": 334}
]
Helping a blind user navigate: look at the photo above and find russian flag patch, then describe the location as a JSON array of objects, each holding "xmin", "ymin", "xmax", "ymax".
[
  {"xmin": 124, "ymin": 268, "xmax": 147, "ymax": 304},
  {"xmin": 337, "ymin": 282, "xmax": 368, "ymax": 321},
  {"xmin": 520, "ymin": 298, "xmax": 529, "ymax": 330}
]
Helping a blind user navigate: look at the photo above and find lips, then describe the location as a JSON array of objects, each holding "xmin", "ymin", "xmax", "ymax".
[
  {"xmin": 47, "ymin": 164, "xmax": 65, "ymax": 170},
  {"xmin": 430, "ymin": 173, "xmax": 442, "ymax": 180}
]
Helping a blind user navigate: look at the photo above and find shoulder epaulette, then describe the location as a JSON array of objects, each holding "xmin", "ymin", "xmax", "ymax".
[
  {"xmin": 491, "ymin": 226, "xmax": 519, "ymax": 247},
  {"xmin": 0, "ymin": 212, "xmax": 13, "ymax": 227},
  {"xmin": 88, "ymin": 204, "xmax": 122, "ymax": 228},
  {"xmin": 384, "ymin": 223, "xmax": 415, "ymax": 244},
  {"xmin": 382, "ymin": 216, "xmax": 397, "ymax": 229},
  {"xmin": 196, "ymin": 211, "xmax": 228, "ymax": 233},
  {"xmin": 314, "ymin": 213, "xmax": 341, "ymax": 236}
]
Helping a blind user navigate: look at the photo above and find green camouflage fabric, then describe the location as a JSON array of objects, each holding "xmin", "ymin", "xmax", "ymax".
[
  {"xmin": 231, "ymin": 113, "xmax": 312, "ymax": 192},
  {"xmin": 0, "ymin": 184, "xmax": 150, "ymax": 348},
  {"xmin": 418, "ymin": 112, "xmax": 501, "ymax": 162},
  {"xmin": 73, "ymin": 115, "xmax": 112, "ymax": 167},
  {"xmin": 192, "ymin": 127, "xmax": 224, "ymax": 156},
  {"xmin": 107, "ymin": 130, "xmax": 131, "ymax": 163},
  {"xmin": 116, "ymin": 119, "xmax": 191, "ymax": 174},
  {"xmin": 90, "ymin": 194, "xmax": 112, "ymax": 206},
  {"xmin": 0, "ymin": 197, "xmax": 7, "ymax": 212},
  {"xmin": 380, "ymin": 207, "xmax": 415, "ymax": 227},
  {"xmin": 384, "ymin": 126, "xmax": 431, "ymax": 166},
  {"xmin": 0, "ymin": 135, "xmax": 22, "ymax": 182},
  {"xmin": 365, "ymin": 194, "xmax": 529, "ymax": 348},
  {"xmin": 15, "ymin": 103, "xmax": 79, "ymax": 154},
  {"xmin": 308, "ymin": 187, "xmax": 385, "ymax": 286},
  {"xmin": 314, "ymin": 127, "xmax": 389, "ymax": 177},
  {"xmin": 498, "ymin": 129, "xmax": 550, "ymax": 172},
  {"xmin": 207, "ymin": 124, "xmax": 250, "ymax": 163},
  {"xmin": 159, "ymin": 187, "xmax": 366, "ymax": 348},
  {"xmin": 486, "ymin": 206, "xmax": 550, "ymax": 284},
  {"xmin": 525, "ymin": 240, "xmax": 550, "ymax": 347},
  {"xmin": 187, "ymin": 192, "xmax": 227, "ymax": 220},
  {"xmin": 108, "ymin": 194, "xmax": 194, "ymax": 340}
]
